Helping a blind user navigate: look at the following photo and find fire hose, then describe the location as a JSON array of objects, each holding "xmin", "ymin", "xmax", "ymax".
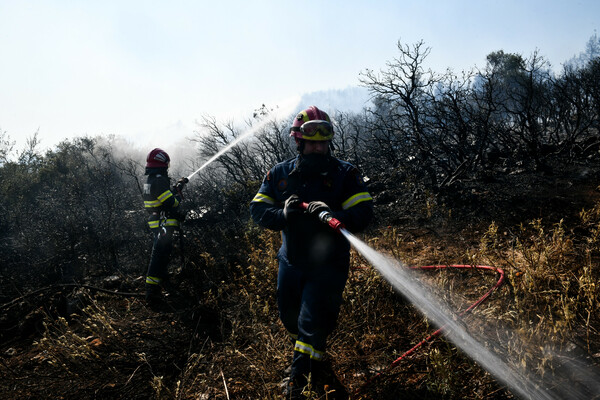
[
  {"xmin": 300, "ymin": 202, "xmax": 506, "ymax": 394},
  {"xmin": 355, "ymin": 264, "xmax": 505, "ymax": 394}
]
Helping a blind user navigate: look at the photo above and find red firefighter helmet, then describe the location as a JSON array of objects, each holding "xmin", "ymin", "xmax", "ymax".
[
  {"xmin": 146, "ymin": 148, "xmax": 170, "ymax": 168},
  {"xmin": 290, "ymin": 106, "xmax": 334, "ymax": 141}
]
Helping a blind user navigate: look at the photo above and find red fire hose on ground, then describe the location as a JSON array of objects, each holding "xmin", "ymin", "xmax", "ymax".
[
  {"xmin": 299, "ymin": 202, "xmax": 506, "ymax": 394},
  {"xmin": 355, "ymin": 264, "xmax": 506, "ymax": 395}
]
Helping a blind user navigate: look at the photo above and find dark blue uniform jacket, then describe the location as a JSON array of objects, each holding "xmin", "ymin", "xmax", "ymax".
[{"xmin": 250, "ymin": 155, "xmax": 373, "ymax": 268}]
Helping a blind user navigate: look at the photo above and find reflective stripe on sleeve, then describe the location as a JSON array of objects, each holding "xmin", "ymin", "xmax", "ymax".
[
  {"xmin": 157, "ymin": 190, "xmax": 173, "ymax": 203},
  {"xmin": 342, "ymin": 192, "xmax": 373, "ymax": 210},
  {"xmin": 145, "ymin": 200, "xmax": 162, "ymax": 208},
  {"xmin": 251, "ymin": 192, "xmax": 275, "ymax": 205},
  {"xmin": 148, "ymin": 220, "xmax": 160, "ymax": 229},
  {"xmin": 294, "ymin": 340, "xmax": 324, "ymax": 361},
  {"xmin": 146, "ymin": 190, "xmax": 179, "ymax": 209}
]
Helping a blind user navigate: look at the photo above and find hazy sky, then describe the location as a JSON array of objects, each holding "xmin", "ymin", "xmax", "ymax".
[{"xmin": 1, "ymin": 0, "xmax": 598, "ymax": 153}]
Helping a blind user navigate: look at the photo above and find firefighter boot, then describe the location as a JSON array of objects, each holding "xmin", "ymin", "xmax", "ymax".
[
  {"xmin": 160, "ymin": 278, "xmax": 181, "ymax": 298},
  {"xmin": 281, "ymin": 377, "xmax": 305, "ymax": 400},
  {"xmin": 145, "ymin": 283, "xmax": 166, "ymax": 311}
]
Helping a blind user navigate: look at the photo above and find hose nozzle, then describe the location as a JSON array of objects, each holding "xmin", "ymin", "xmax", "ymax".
[
  {"xmin": 317, "ymin": 210, "xmax": 346, "ymax": 233},
  {"xmin": 318, "ymin": 211, "xmax": 332, "ymax": 224},
  {"xmin": 300, "ymin": 202, "xmax": 345, "ymax": 232}
]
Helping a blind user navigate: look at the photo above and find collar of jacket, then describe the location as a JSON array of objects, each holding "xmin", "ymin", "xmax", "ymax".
[{"xmin": 145, "ymin": 167, "xmax": 169, "ymax": 176}]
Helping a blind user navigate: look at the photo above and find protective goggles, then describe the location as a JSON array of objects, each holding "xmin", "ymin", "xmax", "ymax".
[{"xmin": 291, "ymin": 120, "xmax": 334, "ymax": 139}]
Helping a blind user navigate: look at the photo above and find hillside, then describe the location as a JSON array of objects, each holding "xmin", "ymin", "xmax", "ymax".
[{"xmin": 1, "ymin": 161, "xmax": 599, "ymax": 400}]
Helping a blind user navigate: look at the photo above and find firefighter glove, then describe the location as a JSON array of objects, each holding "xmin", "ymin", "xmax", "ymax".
[
  {"xmin": 175, "ymin": 177, "xmax": 189, "ymax": 191},
  {"xmin": 306, "ymin": 201, "xmax": 330, "ymax": 216},
  {"xmin": 283, "ymin": 194, "xmax": 302, "ymax": 220}
]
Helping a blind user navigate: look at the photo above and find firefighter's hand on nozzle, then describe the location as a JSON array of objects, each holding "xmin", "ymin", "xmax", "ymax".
[
  {"xmin": 283, "ymin": 194, "xmax": 302, "ymax": 220},
  {"xmin": 306, "ymin": 201, "xmax": 331, "ymax": 219},
  {"xmin": 175, "ymin": 177, "xmax": 189, "ymax": 191}
]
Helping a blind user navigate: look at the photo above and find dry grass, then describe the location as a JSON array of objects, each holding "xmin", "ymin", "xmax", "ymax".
[{"xmin": 5, "ymin": 198, "xmax": 600, "ymax": 399}]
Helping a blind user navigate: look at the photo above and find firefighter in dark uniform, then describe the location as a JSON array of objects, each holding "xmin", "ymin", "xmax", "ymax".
[
  {"xmin": 142, "ymin": 148, "xmax": 187, "ymax": 308},
  {"xmin": 250, "ymin": 106, "xmax": 373, "ymax": 397}
]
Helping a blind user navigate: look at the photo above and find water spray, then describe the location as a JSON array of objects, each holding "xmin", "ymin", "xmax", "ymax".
[
  {"xmin": 343, "ymin": 233, "xmax": 558, "ymax": 399},
  {"xmin": 184, "ymin": 97, "xmax": 300, "ymax": 182},
  {"xmin": 185, "ymin": 131, "xmax": 253, "ymax": 181}
]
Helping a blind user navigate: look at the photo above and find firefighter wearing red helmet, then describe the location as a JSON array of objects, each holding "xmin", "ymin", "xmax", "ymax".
[
  {"xmin": 142, "ymin": 148, "xmax": 188, "ymax": 309},
  {"xmin": 250, "ymin": 106, "xmax": 373, "ymax": 397}
]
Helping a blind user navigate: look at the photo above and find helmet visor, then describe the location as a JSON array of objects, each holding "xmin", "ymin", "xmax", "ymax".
[{"xmin": 292, "ymin": 120, "xmax": 333, "ymax": 140}]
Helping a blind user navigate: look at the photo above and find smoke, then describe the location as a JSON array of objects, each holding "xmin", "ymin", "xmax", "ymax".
[{"xmin": 299, "ymin": 86, "xmax": 372, "ymax": 115}]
